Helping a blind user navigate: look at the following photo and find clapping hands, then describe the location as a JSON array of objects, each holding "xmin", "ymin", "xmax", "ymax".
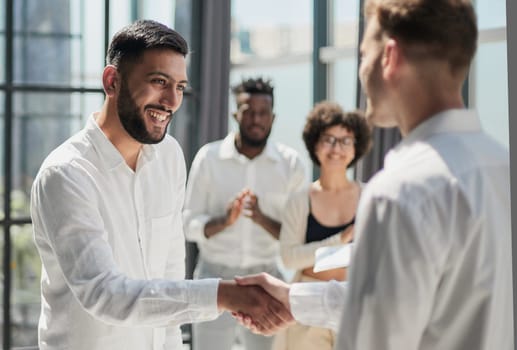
[{"xmin": 225, "ymin": 188, "xmax": 265, "ymax": 225}]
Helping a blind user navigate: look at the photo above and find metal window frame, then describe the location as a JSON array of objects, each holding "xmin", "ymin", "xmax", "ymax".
[{"xmin": 1, "ymin": 1, "xmax": 109, "ymax": 348}]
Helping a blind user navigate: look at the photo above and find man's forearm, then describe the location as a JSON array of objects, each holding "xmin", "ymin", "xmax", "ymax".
[
  {"xmin": 255, "ymin": 214, "xmax": 281, "ymax": 239},
  {"xmin": 204, "ymin": 216, "xmax": 229, "ymax": 239}
]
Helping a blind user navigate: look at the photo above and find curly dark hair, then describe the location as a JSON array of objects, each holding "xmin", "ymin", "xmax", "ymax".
[
  {"xmin": 303, "ymin": 101, "xmax": 372, "ymax": 168},
  {"xmin": 231, "ymin": 77, "xmax": 274, "ymax": 107}
]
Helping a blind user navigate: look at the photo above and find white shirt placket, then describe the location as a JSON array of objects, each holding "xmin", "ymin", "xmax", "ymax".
[
  {"xmin": 132, "ymin": 168, "xmax": 149, "ymax": 279},
  {"xmin": 241, "ymin": 158, "xmax": 256, "ymax": 267}
]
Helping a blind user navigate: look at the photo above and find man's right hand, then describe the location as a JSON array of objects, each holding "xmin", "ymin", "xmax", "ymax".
[
  {"xmin": 217, "ymin": 280, "xmax": 293, "ymax": 335},
  {"xmin": 203, "ymin": 190, "xmax": 249, "ymax": 239},
  {"xmin": 224, "ymin": 190, "xmax": 248, "ymax": 226},
  {"xmin": 230, "ymin": 273, "xmax": 293, "ymax": 334}
]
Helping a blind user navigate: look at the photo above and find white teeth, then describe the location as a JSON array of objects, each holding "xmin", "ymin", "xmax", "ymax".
[{"xmin": 149, "ymin": 110, "xmax": 168, "ymax": 121}]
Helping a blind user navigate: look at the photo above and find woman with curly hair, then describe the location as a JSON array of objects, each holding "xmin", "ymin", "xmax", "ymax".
[{"xmin": 274, "ymin": 101, "xmax": 371, "ymax": 350}]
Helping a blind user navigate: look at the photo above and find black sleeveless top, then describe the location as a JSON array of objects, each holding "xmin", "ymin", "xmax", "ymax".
[{"xmin": 305, "ymin": 212, "xmax": 355, "ymax": 243}]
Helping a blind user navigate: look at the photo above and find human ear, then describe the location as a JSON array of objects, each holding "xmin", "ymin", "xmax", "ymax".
[
  {"xmin": 382, "ymin": 39, "xmax": 401, "ymax": 80},
  {"xmin": 102, "ymin": 65, "xmax": 119, "ymax": 96}
]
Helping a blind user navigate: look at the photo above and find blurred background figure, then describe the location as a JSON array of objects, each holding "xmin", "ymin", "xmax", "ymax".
[
  {"xmin": 183, "ymin": 77, "xmax": 307, "ymax": 350},
  {"xmin": 274, "ymin": 101, "xmax": 371, "ymax": 350}
]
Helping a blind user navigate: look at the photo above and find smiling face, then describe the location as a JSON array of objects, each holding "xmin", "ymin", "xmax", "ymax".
[
  {"xmin": 315, "ymin": 125, "xmax": 356, "ymax": 172},
  {"xmin": 235, "ymin": 93, "xmax": 274, "ymax": 148},
  {"xmin": 116, "ymin": 48, "xmax": 188, "ymax": 144}
]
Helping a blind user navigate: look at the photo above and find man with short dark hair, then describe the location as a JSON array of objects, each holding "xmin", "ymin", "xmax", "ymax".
[
  {"xmin": 183, "ymin": 77, "xmax": 306, "ymax": 350},
  {"xmin": 236, "ymin": 1, "xmax": 513, "ymax": 349},
  {"xmin": 31, "ymin": 21, "xmax": 291, "ymax": 350}
]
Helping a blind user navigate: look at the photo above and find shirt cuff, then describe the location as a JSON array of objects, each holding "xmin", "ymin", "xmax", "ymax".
[
  {"xmin": 290, "ymin": 282, "xmax": 330, "ymax": 327},
  {"xmin": 185, "ymin": 214, "xmax": 211, "ymax": 243},
  {"xmin": 289, "ymin": 280, "xmax": 346, "ymax": 332},
  {"xmin": 185, "ymin": 278, "xmax": 221, "ymax": 321}
]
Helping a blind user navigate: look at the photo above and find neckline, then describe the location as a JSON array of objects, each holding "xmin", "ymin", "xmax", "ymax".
[{"xmin": 308, "ymin": 211, "xmax": 355, "ymax": 230}]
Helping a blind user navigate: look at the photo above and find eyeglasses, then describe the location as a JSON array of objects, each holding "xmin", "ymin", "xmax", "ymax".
[{"xmin": 319, "ymin": 134, "xmax": 355, "ymax": 149}]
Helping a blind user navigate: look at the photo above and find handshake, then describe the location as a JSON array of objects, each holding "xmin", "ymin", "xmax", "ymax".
[{"xmin": 217, "ymin": 273, "xmax": 292, "ymax": 335}]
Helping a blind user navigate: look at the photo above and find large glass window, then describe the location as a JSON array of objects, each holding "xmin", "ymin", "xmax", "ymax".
[
  {"xmin": 11, "ymin": 92, "xmax": 103, "ymax": 218},
  {"xmin": 470, "ymin": 0, "xmax": 508, "ymax": 148},
  {"xmin": 332, "ymin": 56, "xmax": 358, "ymax": 111},
  {"xmin": 231, "ymin": 0, "xmax": 312, "ymax": 61},
  {"xmin": 319, "ymin": 0, "xmax": 361, "ymax": 180},
  {"xmin": 71, "ymin": 1, "xmax": 105, "ymax": 88},
  {"xmin": 472, "ymin": 41, "xmax": 508, "ymax": 148},
  {"xmin": 0, "ymin": 93, "xmax": 4, "ymax": 221},
  {"xmin": 109, "ymin": 0, "xmax": 133, "ymax": 36},
  {"xmin": 476, "ymin": 0, "xmax": 506, "ymax": 30},
  {"xmin": 327, "ymin": 0, "xmax": 360, "ymax": 109},
  {"xmin": 0, "ymin": 0, "xmax": 5, "ymax": 83},
  {"xmin": 4, "ymin": 2, "xmax": 107, "ymax": 347},
  {"xmin": 10, "ymin": 224, "xmax": 39, "ymax": 348},
  {"xmin": 110, "ymin": 0, "xmax": 177, "ymax": 37},
  {"xmin": 141, "ymin": 0, "xmax": 177, "ymax": 25},
  {"xmin": 13, "ymin": 1, "xmax": 68, "ymax": 85}
]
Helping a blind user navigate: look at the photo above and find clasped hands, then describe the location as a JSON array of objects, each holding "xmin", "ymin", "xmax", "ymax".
[
  {"xmin": 217, "ymin": 273, "xmax": 292, "ymax": 335},
  {"xmin": 225, "ymin": 188, "xmax": 264, "ymax": 226}
]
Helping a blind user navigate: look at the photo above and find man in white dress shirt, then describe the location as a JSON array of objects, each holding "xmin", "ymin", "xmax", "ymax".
[
  {"xmin": 30, "ymin": 20, "xmax": 292, "ymax": 350},
  {"xmin": 183, "ymin": 77, "xmax": 306, "ymax": 350},
  {"xmin": 236, "ymin": 1, "xmax": 513, "ymax": 349}
]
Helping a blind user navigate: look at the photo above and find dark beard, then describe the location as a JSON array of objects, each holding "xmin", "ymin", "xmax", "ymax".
[
  {"xmin": 239, "ymin": 125, "xmax": 271, "ymax": 148},
  {"xmin": 117, "ymin": 79, "xmax": 171, "ymax": 144}
]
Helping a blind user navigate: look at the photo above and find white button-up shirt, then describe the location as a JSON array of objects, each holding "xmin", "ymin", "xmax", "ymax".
[
  {"xmin": 31, "ymin": 115, "xmax": 220, "ymax": 350},
  {"xmin": 183, "ymin": 133, "xmax": 307, "ymax": 268},
  {"xmin": 335, "ymin": 109, "xmax": 513, "ymax": 350}
]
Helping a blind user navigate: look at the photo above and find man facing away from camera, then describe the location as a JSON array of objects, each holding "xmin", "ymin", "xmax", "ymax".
[{"xmin": 235, "ymin": 1, "xmax": 513, "ymax": 349}]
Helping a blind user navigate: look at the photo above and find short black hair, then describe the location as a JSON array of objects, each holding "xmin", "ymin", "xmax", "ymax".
[
  {"xmin": 231, "ymin": 77, "xmax": 274, "ymax": 107},
  {"xmin": 303, "ymin": 101, "xmax": 372, "ymax": 168},
  {"xmin": 106, "ymin": 19, "xmax": 188, "ymax": 75}
]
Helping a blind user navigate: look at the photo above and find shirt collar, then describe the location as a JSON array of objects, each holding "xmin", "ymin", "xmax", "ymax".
[
  {"xmin": 402, "ymin": 108, "xmax": 481, "ymax": 144},
  {"xmin": 385, "ymin": 109, "xmax": 482, "ymax": 166},
  {"xmin": 218, "ymin": 132, "xmax": 281, "ymax": 162},
  {"xmin": 85, "ymin": 113, "xmax": 157, "ymax": 171}
]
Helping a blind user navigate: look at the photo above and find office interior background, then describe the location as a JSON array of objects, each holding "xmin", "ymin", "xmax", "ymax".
[{"xmin": 0, "ymin": 0, "xmax": 508, "ymax": 348}]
